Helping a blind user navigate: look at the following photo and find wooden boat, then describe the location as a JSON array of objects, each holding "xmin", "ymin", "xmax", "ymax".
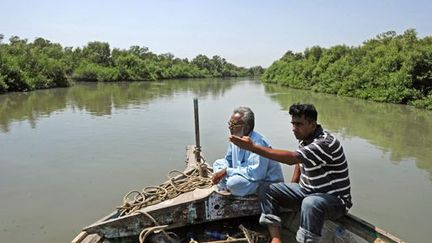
[{"xmin": 72, "ymin": 145, "xmax": 404, "ymax": 243}]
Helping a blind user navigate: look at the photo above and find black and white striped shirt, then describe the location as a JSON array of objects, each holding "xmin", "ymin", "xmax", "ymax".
[{"xmin": 295, "ymin": 125, "xmax": 352, "ymax": 209}]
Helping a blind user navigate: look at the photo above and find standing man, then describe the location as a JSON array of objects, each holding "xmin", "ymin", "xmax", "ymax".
[
  {"xmin": 230, "ymin": 103, "xmax": 352, "ymax": 243},
  {"xmin": 212, "ymin": 107, "xmax": 284, "ymax": 196}
]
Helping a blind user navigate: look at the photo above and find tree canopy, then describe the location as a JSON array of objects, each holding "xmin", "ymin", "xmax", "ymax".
[
  {"xmin": 262, "ymin": 29, "xmax": 432, "ymax": 110},
  {"xmin": 0, "ymin": 35, "xmax": 264, "ymax": 93}
]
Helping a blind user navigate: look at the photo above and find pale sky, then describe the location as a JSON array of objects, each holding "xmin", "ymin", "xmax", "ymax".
[{"xmin": 1, "ymin": 0, "xmax": 431, "ymax": 67}]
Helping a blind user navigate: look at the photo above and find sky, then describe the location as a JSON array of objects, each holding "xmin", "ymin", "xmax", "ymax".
[{"xmin": 1, "ymin": 0, "xmax": 431, "ymax": 67}]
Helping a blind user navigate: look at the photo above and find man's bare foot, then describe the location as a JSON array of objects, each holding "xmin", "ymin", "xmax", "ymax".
[
  {"xmin": 215, "ymin": 190, "xmax": 231, "ymax": 196},
  {"xmin": 270, "ymin": 238, "xmax": 282, "ymax": 243}
]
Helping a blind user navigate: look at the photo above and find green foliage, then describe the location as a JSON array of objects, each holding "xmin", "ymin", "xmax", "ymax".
[
  {"xmin": 262, "ymin": 29, "xmax": 432, "ymax": 110},
  {"xmin": 0, "ymin": 34, "xmax": 258, "ymax": 93},
  {"xmin": 82, "ymin": 41, "xmax": 111, "ymax": 66},
  {"xmin": 0, "ymin": 36, "xmax": 73, "ymax": 92},
  {"xmin": 0, "ymin": 74, "xmax": 8, "ymax": 92},
  {"xmin": 247, "ymin": 66, "xmax": 265, "ymax": 77},
  {"xmin": 410, "ymin": 92, "xmax": 432, "ymax": 110}
]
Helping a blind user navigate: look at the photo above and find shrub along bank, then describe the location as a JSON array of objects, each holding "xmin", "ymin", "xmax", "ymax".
[
  {"xmin": 262, "ymin": 29, "xmax": 432, "ymax": 110},
  {"xmin": 0, "ymin": 34, "xmax": 263, "ymax": 93}
]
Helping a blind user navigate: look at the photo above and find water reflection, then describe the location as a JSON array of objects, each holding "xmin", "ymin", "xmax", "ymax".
[
  {"xmin": 1, "ymin": 80, "xmax": 431, "ymax": 181},
  {"xmin": 0, "ymin": 79, "xmax": 236, "ymax": 132},
  {"xmin": 0, "ymin": 89, "xmax": 68, "ymax": 132},
  {"xmin": 264, "ymin": 84, "xmax": 432, "ymax": 181},
  {"xmin": 1, "ymin": 79, "xmax": 430, "ymax": 243}
]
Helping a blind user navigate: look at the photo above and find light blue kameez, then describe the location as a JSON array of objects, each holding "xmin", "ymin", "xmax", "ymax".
[{"xmin": 213, "ymin": 131, "xmax": 284, "ymax": 196}]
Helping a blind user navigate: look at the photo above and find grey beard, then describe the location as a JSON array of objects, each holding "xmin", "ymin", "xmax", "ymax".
[{"xmin": 232, "ymin": 127, "xmax": 245, "ymax": 137}]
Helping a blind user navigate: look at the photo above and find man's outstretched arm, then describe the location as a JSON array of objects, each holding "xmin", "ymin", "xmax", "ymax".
[{"xmin": 229, "ymin": 135, "xmax": 301, "ymax": 165}]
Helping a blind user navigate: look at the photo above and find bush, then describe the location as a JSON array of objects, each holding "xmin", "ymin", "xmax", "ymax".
[{"xmin": 262, "ymin": 29, "xmax": 432, "ymax": 109}]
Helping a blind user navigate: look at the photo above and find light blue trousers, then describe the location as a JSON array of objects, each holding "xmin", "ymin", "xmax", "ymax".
[{"xmin": 217, "ymin": 175, "xmax": 259, "ymax": 196}]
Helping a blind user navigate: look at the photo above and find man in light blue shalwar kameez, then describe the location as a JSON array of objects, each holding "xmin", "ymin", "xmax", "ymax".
[{"xmin": 212, "ymin": 107, "xmax": 284, "ymax": 196}]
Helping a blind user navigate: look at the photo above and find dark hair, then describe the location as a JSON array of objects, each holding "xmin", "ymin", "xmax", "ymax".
[
  {"xmin": 289, "ymin": 103, "xmax": 318, "ymax": 122},
  {"xmin": 233, "ymin": 106, "xmax": 255, "ymax": 131}
]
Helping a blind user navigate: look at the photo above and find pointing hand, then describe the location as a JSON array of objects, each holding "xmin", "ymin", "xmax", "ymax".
[{"xmin": 229, "ymin": 135, "xmax": 253, "ymax": 151}]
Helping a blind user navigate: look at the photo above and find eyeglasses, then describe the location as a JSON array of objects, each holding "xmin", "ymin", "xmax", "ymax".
[{"xmin": 228, "ymin": 121, "xmax": 245, "ymax": 130}]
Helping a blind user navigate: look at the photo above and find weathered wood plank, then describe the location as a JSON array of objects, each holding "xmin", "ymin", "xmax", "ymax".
[
  {"xmin": 71, "ymin": 231, "xmax": 88, "ymax": 243},
  {"xmin": 185, "ymin": 145, "xmax": 202, "ymax": 169},
  {"xmin": 280, "ymin": 211, "xmax": 403, "ymax": 243},
  {"xmin": 336, "ymin": 214, "xmax": 405, "ymax": 243},
  {"xmin": 80, "ymin": 233, "xmax": 102, "ymax": 243},
  {"xmin": 83, "ymin": 190, "xmax": 261, "ymax": 239}
]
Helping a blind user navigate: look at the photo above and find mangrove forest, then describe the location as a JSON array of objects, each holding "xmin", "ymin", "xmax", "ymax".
[
  {"xmin": 262, "ymin": 29, "xmax": 432, "ymax": 110},
  {"xmin": 0, "ymin": 34, "xmax": 264, "ymax": 93},
  {"xmin": 1, "ymin": 29, "xmax": 432, "ymax": 110}
]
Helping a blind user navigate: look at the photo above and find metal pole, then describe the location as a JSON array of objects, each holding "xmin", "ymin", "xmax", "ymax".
[{"xmin": 193, "ymin": 98, "xmax": 201, "ymax": 163}]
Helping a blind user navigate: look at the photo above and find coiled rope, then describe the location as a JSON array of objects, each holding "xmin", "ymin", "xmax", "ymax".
[
  {"xmin": 138, "ymin": 211, "xmax": 178, "ymax": 243},
  {"xmin": 187, "ymin": 224, "xmax": 269, "ymax": 243},
  {"xmin": 118, "ymin": 157, "xmax": 268, "ymax": 243},
  {"xmin": 117, "ymin": 161, "xmax": 213, "ymax": 216}
]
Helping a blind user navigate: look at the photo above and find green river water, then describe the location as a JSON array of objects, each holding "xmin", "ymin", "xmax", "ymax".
[{"xmin": 1, "ymin": 78, "xmax": 431, "ymax": 242}]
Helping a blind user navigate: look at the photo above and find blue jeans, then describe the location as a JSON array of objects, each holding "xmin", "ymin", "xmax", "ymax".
[{"xmin": 258, "ymin": 182, "xmax": 347, "ymax": 243}]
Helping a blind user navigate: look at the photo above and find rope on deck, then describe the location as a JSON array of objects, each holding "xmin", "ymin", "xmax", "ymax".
[
  {"xmin": 186, "ymin": 224, "xmax": 269, "ymax": 243},
  {"xmin": 119, "ymin": 156, "xmax": 268, "ymax": 243},
  {"xmin": 137, "ymin": 211, "xmax": 177, "ymax": 243},
  {"xmin": 117, "ymin": 161, "xmax": 213, "ymax": 216},
  {"xmin": 124, "ymin": 158, "xmax": 213, "ymax": 243}
]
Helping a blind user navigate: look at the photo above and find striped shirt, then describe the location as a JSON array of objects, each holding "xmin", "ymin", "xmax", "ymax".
[{"xmin": 295, "ymin": 125, "xmax": 352, "ymax": 209}]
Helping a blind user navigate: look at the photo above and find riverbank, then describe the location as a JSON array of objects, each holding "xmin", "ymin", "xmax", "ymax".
[{"xmin": 2, "ymin": 29, "xmax": 431, "ymax": 110}]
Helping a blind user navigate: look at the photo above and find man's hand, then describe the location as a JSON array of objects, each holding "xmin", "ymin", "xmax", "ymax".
[
  {"xmin": 229, "ymin": 135, "xmax": 254, "ymax": 151},
  {"xmin": 212, "ymin": 168, "xmax": 227, "ymax": 184}
]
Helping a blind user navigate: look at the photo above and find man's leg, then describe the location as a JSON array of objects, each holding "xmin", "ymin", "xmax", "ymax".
[
  {"xmin": 296, "ymin": 193, "xmax": 347, "ymax": 243},
  {"xmin": 258, "ymin": 183, "xmax": 306, "ymax": 243},
  {"xmin": 216, "ymin": 177, "xmax": 228, "ymax": 191},
  {"xmin": 225, "ymin": 175, "xmax": 259, "ymax": 196}
]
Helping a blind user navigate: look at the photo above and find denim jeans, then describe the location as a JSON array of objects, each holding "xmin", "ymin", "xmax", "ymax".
[{"xmin": 258, "ymin": 182, "xmax": 347, "ymax": 243}]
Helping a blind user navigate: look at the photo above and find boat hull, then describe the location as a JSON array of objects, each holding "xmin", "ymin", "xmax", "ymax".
[{"xmin": 72, "ymin": 145, "xmax": 404, "ymax": 243}]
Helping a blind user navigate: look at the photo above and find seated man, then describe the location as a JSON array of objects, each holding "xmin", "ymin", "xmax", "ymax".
[
  {"xmin": 230, "ymin": 103, "xmax": 352, "ymax": 243},
  {"xmin": 212, "ymin": 107, "xmax": 284, "ymax": 196}
]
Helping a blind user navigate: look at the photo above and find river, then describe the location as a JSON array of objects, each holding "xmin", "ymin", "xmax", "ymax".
[{"xmin": 1, "ymin": 78, "xmax": 431, "ymax": 242}]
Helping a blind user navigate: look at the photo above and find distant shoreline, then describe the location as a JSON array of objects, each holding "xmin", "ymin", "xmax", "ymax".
[{"xmin": 0, "ymin": 34, "xmax": 264, "ymax": 94}]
